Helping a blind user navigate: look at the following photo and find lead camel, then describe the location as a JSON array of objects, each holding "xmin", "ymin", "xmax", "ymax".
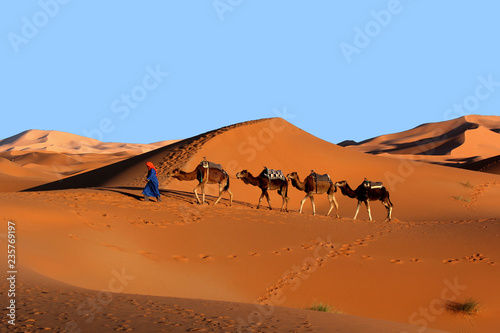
[{"xmin": 167, "ymin": 164, "xmax": 233, "ymax": 206}]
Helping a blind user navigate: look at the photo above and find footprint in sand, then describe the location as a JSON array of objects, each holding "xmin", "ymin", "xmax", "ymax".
[
  {"xmin": 443, "ymin": 258, "xmax": 460, "ymax": 264},
  {"xmin": 198, "ymin": 254, "xmax": 214, "ymax": 261},
  {"xmin": 463, "ymin": 253, "xmax": 489, "ymax": 263},
  {"xmin": 227, "ymin": 254, "xmax": 237, "ymax": 259},
  {"xmin": 172, "ymin": 255, "xmax": 189, "ymax": 262},
  {"xmin": 361, "ymin": 255, "xmax": 373, "ymax": 260},
  {"xmin": 68, "ymin": 234, "xmax": 79, "ymax": 240},
  {"xmin": 270, "ymin": 251, "xmax": 281, "ymax": 255},
  {"xmin": 410, "ymin": 258, "xmax": 421, "ymax": 263},
  {"xmin": 249, "ymin": 252, "xmax": 261, "ymax": 257},
  {"xmin": 102, "ymin": 243, "xmax": 122, "ymax": 252},
  {"xmin": 138, "ymin": 251, "xmax": 160, "ymax": 261},
  {"xmin": 390, "ymin": 259, "xmax": 404, "ymax": 264}
]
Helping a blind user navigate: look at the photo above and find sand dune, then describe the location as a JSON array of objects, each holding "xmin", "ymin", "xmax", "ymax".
[
  {"xmin": 0, "ymin": 130, "xmax": 178, "ymax": 192},
  {"xmin": 340, "ymin": 115, "xmax": 500, "ymax": 173},
  {"xmin": 0, "ymin": 129, "xmax": 176, "ymax": 155},
  {"xmin": 1, "ymin": 118, "xmax": 499, "ymax": 332}
]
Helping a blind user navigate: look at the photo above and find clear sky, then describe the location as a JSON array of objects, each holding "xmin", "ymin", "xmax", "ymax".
[{"xmin": 2, "ymin": 1, "xmax": 499, "ymax": 145}]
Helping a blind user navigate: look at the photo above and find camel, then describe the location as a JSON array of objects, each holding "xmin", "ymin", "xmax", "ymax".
[
  {"xmin": 167, "ymin": 162, "xmax": 233, "ymax": 206},
  {"xmin": 287, "ymin": 171, "xmax": 339, "ymax": 217},
  {"xmin": 335, "ymin": 180, "xmax": 393, "ymax": 221},
  {"xmin": 236, "ymin": 168, "xmax": 289, "ymax": 212}
]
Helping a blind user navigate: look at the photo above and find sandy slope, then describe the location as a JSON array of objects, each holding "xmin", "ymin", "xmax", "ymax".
[
  {"xmin": 340, "ymin": 115, "xmax": 500, "ymax": 173},
  {"xmin": 1, "ymin": 118, "xmax": 499, "ymax": 332}
]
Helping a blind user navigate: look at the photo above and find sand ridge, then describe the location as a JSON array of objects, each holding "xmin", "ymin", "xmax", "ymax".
[{"xmin": 340, "ymin": 115, "xmax": 500, "ymax": 173}]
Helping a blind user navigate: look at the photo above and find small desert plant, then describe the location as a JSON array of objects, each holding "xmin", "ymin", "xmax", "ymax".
[
  {"xmin": 452, "ymin": 196, "xmax": 471, "ymax": 203},
  {"xmin": 445, "ymin": 298, "xmax": 479, "ymax": 316},
  {"xmin": 460, "ymin": 181, "xmax": 474, "ymax": 188},
  {"xmin": 306, "ymin": 302, "xmax": 342, "ymax": 314}
]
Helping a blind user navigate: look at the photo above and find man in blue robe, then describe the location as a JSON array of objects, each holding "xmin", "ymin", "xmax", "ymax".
[{"xmin": 143, "ymin": 162, "xmax": 161, "ymax": 202}]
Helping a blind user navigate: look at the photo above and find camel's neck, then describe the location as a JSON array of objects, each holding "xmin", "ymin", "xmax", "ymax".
[
  {"xmin": 244, "ymin": 173, "xmax": 261, "ymax": 187},
  {"xmin": 341, "ymin": 184, "xmax": 357, "ymax": 198},
  {"xmin": 290, "ymin": 176, "xmax": 306, "ymax": 191},
  {"xmin": 174, "ymin": 169, "xmax": 198, "ymax": 181}
]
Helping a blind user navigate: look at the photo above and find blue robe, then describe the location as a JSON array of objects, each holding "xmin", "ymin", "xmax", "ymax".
[{"xmin": 142, "ymin": 168, "xmax": 161, "ymax": 198}]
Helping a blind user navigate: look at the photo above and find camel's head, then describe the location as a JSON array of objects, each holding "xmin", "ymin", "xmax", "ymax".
[
  {"xmin": 286, "ymin": 172, "xmax": 298, "ymax": 180},
  {"xmin": 167, "ymin": 168, "xmax": 181, "ymax": 178},
  {"xmin": 236, "ymin": 170, "xmax": 249, "ymax": 179},
  {"xmin": 335, "ymin": 180, "xmax": 347, "ymax": 188}
]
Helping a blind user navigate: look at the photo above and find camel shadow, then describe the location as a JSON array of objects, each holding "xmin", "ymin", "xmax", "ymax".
[{"xmin": 97, "ymin": 186, "xmax": 253, "ymax": 207}]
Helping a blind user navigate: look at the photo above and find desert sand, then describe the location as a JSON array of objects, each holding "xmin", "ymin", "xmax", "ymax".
[{"xmin": 1, "ymin": 117, "xmax": 499, "ymax": 332}]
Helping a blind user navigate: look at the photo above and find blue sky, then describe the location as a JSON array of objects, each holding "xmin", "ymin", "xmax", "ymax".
[{"xmin": 1, "ymin": 1, "xmax": 499, "ymax": 145}]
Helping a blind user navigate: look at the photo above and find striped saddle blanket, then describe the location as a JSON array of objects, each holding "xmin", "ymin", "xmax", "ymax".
[
  {"xmin": 262, "ymin": 168, "xmax": 286, "ymax": 181},
  {"xmin": 363, "ymin": 180, "xmax": 383, "ymax": 189}
]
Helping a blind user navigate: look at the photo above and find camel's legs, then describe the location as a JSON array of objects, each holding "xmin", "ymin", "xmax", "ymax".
[
  {"xmin": 227, "ymin": 188, "xmax": 233, "ymax": 207},
  {"xmin": 326, "ymin": 193, "xmax": 340, "ymax": 218},
  {"xmin": 383, "ymin": 199, "xmax": 392, "ymax": 221},
  {"xmin": 264, "ymin": 191, "xmax": 272, "ymax": 210},
  {"xmin": 213, "ymin": 180, "xmax": 233, "ymax": 207},
  {"xmin": 353, "ymin": 201, "xmax": 361, "ymax": 220},
  {"xmin": 281, "ymin": 193, "xmax": 289, "ymax": 212},
  {"xmin": 365, "ymin": 200, "xmax": 372, "ymax": 221},
  {"xmin": 213, "ymin": 183, "xmax": 224, "ymax": 206},
  {"xmin": 310, "ymin": 195, "xmax": 316, "ymax": 215},
  {"xmin": 201, "ymin": 184, "xmax": 206, "ymax": 204},
  {"xmin": 299, "ymin": 194, "xmax": 310, "ymax": 214},
  {"xmin": 193, "ymin": 183, "xmax": 203, "ymax": 204},
  {"xmin": 257, "ymin": 192, "xmax": 263, "ymax": 209},
  {"xmin": 258, "ymin": 190, "xmax": 270, "ymax": 209}
]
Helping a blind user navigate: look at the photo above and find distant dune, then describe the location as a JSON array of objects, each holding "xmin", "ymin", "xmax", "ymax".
[
  {"xmin": 0, "ymin": 129, "xmax": 176, "ymax": 154},
  {"xmin": 340, "ymin": 115, "xmax": 500, "ymax": 174},
  {"xmin": 0, "ymin": 129, "xmax": 178, "ymax": 191}
]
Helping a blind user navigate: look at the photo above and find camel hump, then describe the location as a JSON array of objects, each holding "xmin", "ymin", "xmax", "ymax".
[
  {"xmin": 310, "ymin": 172, "xmax": 332, "ymax": 184},
  {"xmin": 363, "ymin": 179, "xmax": 384, "ymax": 189},
  {"xmin": 200, "ymin": 160, "xmax": 223, "ymax": 171},
  {"xmin": 263, "ymin": 168, "xmax": 286, "ymax": 181}
]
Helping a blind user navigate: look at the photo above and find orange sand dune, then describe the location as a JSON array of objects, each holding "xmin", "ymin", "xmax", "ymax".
[
  {"xmin": 1, "ymin": 118, "xmax": 499, "ymax": 332},
  {"xmin": 0, "ymin": 129, "xmax": 177, "ymax": 192},
  {"xmin": 340, "ymin": 115, "xmax": 500, "ymax": 173}
]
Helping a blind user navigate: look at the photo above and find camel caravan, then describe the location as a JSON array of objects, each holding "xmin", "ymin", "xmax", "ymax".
[{"xmin": 165, "ymin": 158, "xmax": 393, "ymax": 221}]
